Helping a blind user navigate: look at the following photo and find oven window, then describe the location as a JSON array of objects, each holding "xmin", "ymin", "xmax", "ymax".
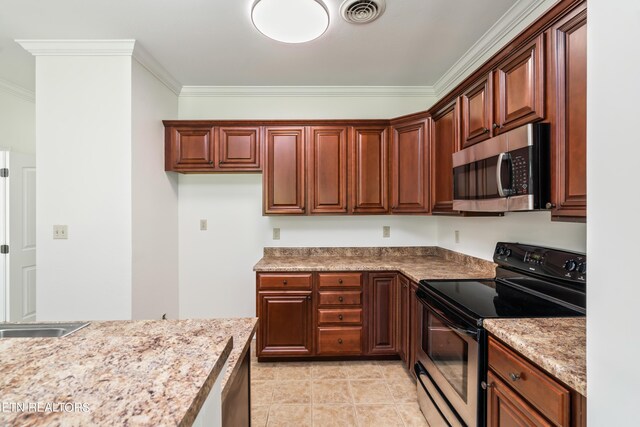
[{"xmin": 422, "ymin": 309, "xmax": 469, "ymax": 402}]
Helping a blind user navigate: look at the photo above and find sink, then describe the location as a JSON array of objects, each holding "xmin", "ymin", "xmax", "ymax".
[{"xmin": 0, "ymin": 322, "xmax": 90, "ymax": 338}]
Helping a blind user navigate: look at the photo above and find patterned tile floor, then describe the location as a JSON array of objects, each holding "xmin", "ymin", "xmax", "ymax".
[{"xmin": 250, "ymin": 345, "xmax": 429, "ymax": 427}]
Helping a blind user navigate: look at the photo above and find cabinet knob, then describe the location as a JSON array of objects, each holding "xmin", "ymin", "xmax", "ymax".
[
  {"xmin": 492, "ymin": 123, "xmax": 500, "ymax": 130},
  {"xmin": 283, "ymin": 280, "xmax": 288, "ymax": 285},
  {"xmin": 208, "ymin": 160, "xmax": 214, "ymax": 165},
  {"xmin": 483, "ymin": 127, "xmax": 490, "ymax": 133},
  {"xmin": 338, "ymin": 338, "xmax": 343, "ymax": 344},
  {"xmin": 306, "ymin": 295, "xmax": 311, "ymax": 300},
  {"xmin": 338, "ymin": 296, "xmax": 344, "ymax": 302},
  {"xmin": 481, "ymin": 381, "xmax": 494, "ymax": 390},
  {"xmin": 545, "ymin": 202, "xmax": 556, "ymax": 209},
  {"xmin": 338, "ymin": 314, "xmax": 343, "ymax": 320},
  {"xmin": 509, "ymin": 373, "xmax": 521, "ymax": 381},
  {"xmin": 338, "ymin": 279, "xmax": 343, "ymax": 284}
]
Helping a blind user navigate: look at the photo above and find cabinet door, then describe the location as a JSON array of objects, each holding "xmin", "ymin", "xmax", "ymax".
[
  {"xmin": 409, "ymin": 281, "xmax": 419, "ymax": 376},
  {"xmin": 548, "ymin": 7, "xmax": 587, "ymax": 220},
  {"xmin": 263, "ymin": 127, "xmax": 306, "ymax": 214},
  {"xmin": 487, "ymin": 371, "xmax": 553, "ymax": 427},
  {"xmin": 308, "ymin": 126, "xmax": 349, "ymax": 214},
  {"xmin": 397, "ymin": 275, "xmax": 411, "ymax": 367},
  {"xmin": 460, "ymin": 73, "xmax": 493, "ymax": 148},
  {"xmin": 350, "ymin": 126, "xmax": 389, "ymax": 214},
  {"xmin": 390, "ymin": 117, "xmax": 430, "ymax": 213},
  {"xmin": 430, "ymin": 102, "xmax": 460, "ymax": 214},
  {"xmin": 165, "ymin": 126, "xmax": 215, "ymax": 171},
  {"xmin": 217, "ymin": 126, "xmax": 261, "ymax": 171},
  {"xmin": 494, "ymin": 35, "xmax": 545, "ymax": 133},
  {"xmin": 367, "ymin": 273, "xmax": 397, "ymax": 355},
  {"xmin": 257, "ymin": 292, "xmax": 313, "ymax": 357}
]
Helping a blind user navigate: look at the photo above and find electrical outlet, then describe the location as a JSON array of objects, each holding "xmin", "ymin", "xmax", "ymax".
[
  {"xmin": 455, "ymin": 230, "xmax": 460, "ymax": 244},
  {"xmin": 383, "ymin": 226, "xmax": 391, "ymax": 238},
  {"xmin": 53, "ymin": 225, "xmax": 68, "ymax": 240},
  {"xmin": 200, "ymin": 219, "xmax": 208, "ymax": 231},
  {"xmin": 273, "ymin": 227, "xmax": 280, "ymax": 240}
]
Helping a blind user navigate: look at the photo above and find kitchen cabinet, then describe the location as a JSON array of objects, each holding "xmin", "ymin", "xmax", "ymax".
[
  {"xmin": 263, "ymin": 126, "xmax": 306, "ymax": 215},
  {"xmin": 460, "ymin": 73, "xmax": 493, "ymax": 148},
  {"xmin": 390, "ymin": 115, "xmax": 430, "ymax": 213},
  {"xmin": 547, "ymin": 3, "xmax": 587, "ymax": 220},
  {"xmin": 493, "ymin": 34, "xmax": 545, "ymax": 134},
  {"xmin": 307, "ymin": 126, "xmax": 349, "ymax": 214},
  {"xmin": 487, "ymin": 371, "xmax": 552, "ymax": 427},
  {"xmin": 397, "ymin": 275, "xmax": 411, "ymax": 367},
  {"xmin": 430, "ymin": 101, "xmax": 459, "ymax": 214},
  {"xmin": 350, "ymin": 126, "xmax": 389, "ymax": 214},
  {"xmin": 409, "ymin": 280, "xmax": 420, "ymax": 376},
  {"xmin": 367, "ymin": 273, "xmax": 398, "ymax": 355},
  {"xmin": 165, "ymin": 125, "xmax": 215, "ymax": 171},
  {"xmin": 217, "ymin": 126, "xmax": 261, "ymax": 171},
  {"xmin": 257, "ymin": 291, "xmax": 313, "ymax": 357}
]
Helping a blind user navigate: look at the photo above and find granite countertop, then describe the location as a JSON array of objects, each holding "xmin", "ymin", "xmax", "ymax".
[
  {"xmin": 253, "ymin": 246, "xmax": 497, "ymax": 282},
  {"xmin": 483, "ymin": 317, "xmax": 586, "ymax": 397},
  {"xmin": 0, "ymin": 318, "xmax": 257, "ymax": 426}
]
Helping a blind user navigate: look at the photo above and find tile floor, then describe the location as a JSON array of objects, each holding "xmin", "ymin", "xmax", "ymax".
[{"xmin": 250, "ymin": 346, "xmax": 429, "ymax": 427}]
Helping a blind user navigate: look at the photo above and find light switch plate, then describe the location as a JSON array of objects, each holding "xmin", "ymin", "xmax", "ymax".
[
  {"xmin": 273, "ymin": 228, "xmax": 280, "ymax": 240},
  {"xmin": 53, "ymin": 225, "xmax": 68, "ymax": 240},
  {"xmin": 200, "ymin": 219, "xmax": 208, "ymax": 231},
  {"xmin": 383, "ymin": 226, "xmax": 391, "ymax": 238}
]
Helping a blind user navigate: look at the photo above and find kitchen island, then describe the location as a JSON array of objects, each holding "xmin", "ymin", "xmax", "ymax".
[{"xmin": 0, "ymin": 318, "xmax": 257, "ymax": 427}]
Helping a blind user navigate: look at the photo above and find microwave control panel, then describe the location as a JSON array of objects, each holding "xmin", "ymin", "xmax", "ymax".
[{"xmin": 510, "ymin": 147, "xmax": 532, "ymax": 195}]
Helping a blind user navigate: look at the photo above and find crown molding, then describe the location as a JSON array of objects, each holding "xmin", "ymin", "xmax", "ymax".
[
  {"xmin": 0, "ymin": 78, "xmax": 35, "ymax": 102},
  {"xmin": 132, "ymin": 44, "xmax": 182, "ymax": 96},
  {"xmin": 15, "ymin": 39, "xmax": 136, "ymax": 56},
  {"xmin": 432, "ymin": 0, "xmax": 556, "ymax": 98},
  {"xmin": 180, "ymin": 85, "xmax": 436, "ymax": 98}
]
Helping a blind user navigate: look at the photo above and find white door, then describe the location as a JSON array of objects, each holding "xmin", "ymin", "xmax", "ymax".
[{"xmin": 3, "ymin": 151, "xmax": 36, "ymax": 322}]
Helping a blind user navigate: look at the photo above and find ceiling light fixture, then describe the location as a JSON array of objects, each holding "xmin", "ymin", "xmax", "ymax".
[{"xmin": 251, "ymin": 0, "xmax": 329, "ymax": 44}]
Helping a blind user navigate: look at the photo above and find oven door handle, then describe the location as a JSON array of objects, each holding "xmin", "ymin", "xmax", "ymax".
[{"xmin": 416, "ymin": 289, "xmax": 478, "ymax": 338}]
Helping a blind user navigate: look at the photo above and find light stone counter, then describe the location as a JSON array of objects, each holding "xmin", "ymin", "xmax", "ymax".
[
  {"xmin": 0, "ymin": 318, "xmax": 257, "ymax": 426},
  {"xmin": 483, "ymin": 317, "xmax": 586, "ymax": 397}
]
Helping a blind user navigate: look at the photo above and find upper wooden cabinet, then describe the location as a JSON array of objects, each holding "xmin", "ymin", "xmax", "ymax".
[
  {"xmin": 217, "ymin": 126, "xmax": 261, "ymax": 171},
  {"xmin": 547, "ymin": 4, "xmax": 587, "ymax": 220},
  {"xmin": 165, "ymin": 125, "xmax": 215, "ymax": 171},
  {"xmin": 164, "ymin": 124, "xmax": 262, "ymax": 173},
  {"xmin": 263, "ymin": 127, "xmax": 306, "ymax": 215},
  {"xmin": 493, "ymin": 34, "xmax": 546, "ymax": 134},
  {"xmin": 307, "ymin": 126, "xmax": 349, "ymax": 214},
  {"xmin": 390, "ymin": 116, "xmax": 430, "ymax": 213},
  {"xmin": 430, "ymin": 101, "xmax": 459, "ymax": 214},
  {"xmin": 460, "ymin": 73, "xmax": 493, "ymax": 148},
  {"xmin": 350, "ymin": 126, "xmax": 389, "ymax": 214}
]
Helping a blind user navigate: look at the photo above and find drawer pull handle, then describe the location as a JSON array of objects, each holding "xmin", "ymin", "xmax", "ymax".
[
  {"xmin": 338, "ymin": 279, "xmax": 343, "ymax": 284},
  {"xmin": 338, "ymin": 314, "xmax": 343, "ymax": 320},
  {"xmin": 338, "ymin": 296, "xmax": 344, "ymax": 302},
  {"xmin": 481, "ymin": 381, "xmax": 494, "ymax": 390},
  {"xmin": 338, "ymin": 338, "xmax": 343, "ymax": 344},
  {"xmin": 509, "ymin": 373, "xmax": 521, "ymax": 381},
  {"xmin": 283, "ymin": 280, "xmax": 288, "ymax": 285}
]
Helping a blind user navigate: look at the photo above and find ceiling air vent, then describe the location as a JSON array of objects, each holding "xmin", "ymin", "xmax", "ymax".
[{"xmin": 340, "ymin": 0, "xmax": 386, "ymax": 24}]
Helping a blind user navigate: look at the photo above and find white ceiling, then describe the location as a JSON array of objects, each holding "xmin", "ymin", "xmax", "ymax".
[{"xmin": 0, "ymin": 0, "xmax": 520, "ymax": 91}]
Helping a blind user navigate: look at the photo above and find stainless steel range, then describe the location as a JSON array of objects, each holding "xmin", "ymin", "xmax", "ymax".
[{"xmin": 414, "ymin": 242, "xmax": 586, "ymax": 427}]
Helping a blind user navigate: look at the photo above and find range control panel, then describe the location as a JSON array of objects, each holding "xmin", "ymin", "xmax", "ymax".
[{"xmin": 494, "ymin": 242, "xmax": 586, "ymax": 284}]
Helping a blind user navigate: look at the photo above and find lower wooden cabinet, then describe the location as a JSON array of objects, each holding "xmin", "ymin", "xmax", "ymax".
[
  {"xmin": 367, "ymin": 273, "xmax": 398, "ymax": 355},
  {"xmin": 487, "ymin": 371, "xmax": 553, "ymax": 427},
  {"xmin": 257, "ymin": 291, "xmax": 313, "ymax": 357},
  {"xmin": 317, "ymin": 327, "xmax": 363, "ymax": 355},
  {"xmin": 397, "ymin": 275, "xmax": 411, "ymax": 367}
]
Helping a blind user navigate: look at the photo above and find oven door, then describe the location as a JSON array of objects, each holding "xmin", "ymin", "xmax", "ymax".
[{"xmin": 415, "ymin": 288, "xmax": 479, "ymax": 427}]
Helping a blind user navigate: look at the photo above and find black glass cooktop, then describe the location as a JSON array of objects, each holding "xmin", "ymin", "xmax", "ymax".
[{"xmin": 420, "ymin": 278, "xmax": 585, "ymax": 320}]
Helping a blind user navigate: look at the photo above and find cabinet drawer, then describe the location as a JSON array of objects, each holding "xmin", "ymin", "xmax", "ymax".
[
  {"xmin": 317, "ymin": 327, "xmax": 362, "ymax": 355},
  {"xmin": 318, "ymin": 273, "xmax": 362, "ymax": 288},
  {"xmin": 317, "ymin": 308, "xmax": 363, "ymax": 325},
  {"xmin": 258, "ymin": 274, "xmax": 312, "ymax": 290},
  {"xmin": 488, "ymin": 337, "xmax": 570, "ymax": 427},
  {"xmin": 318, "ymin": 291, "xmax": 362, "ymax": 306}
]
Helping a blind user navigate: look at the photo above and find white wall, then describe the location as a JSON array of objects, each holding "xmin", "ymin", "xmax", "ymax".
[
  {"xmin": 36, "ymin": 55, "xmax": 133, "ymax": 320},
  {"xmin": 438, "ymin": 212, "xmax": 586, "ymax": 261},
  {"xmin": 131, "ymin": 60, "xmax": 179, "ymax": 320},
  {"xmin": 587, "ymin": 0, "xmax": 640, "ymax": 423},
  {"xmin": 0, "ymin": 81, "xmax": 35, "ymax": 154}
]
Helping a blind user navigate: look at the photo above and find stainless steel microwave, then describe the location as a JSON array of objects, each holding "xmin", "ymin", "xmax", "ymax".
[{"xmin": 452, "ymin": 123, "xmax": 550, "ymax": 212}]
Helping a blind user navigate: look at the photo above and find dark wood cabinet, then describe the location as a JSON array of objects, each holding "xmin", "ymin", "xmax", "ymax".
[
  {"xmin": 548, "ymin": 4, "xmax": 587, "ymax": 220},
  {"xmin": 460, "ymin": 73, "xmax": 493, "ymax": 148},
  {"xmin": 367, "ymin": 273, "xmax": 397, "ymax": 355},
  {"xmin": 217, "ymin": 126, "xmax": 261, "ymax": 170},
  {"xmin": 409, "ymin": 280, "xmax": 420, "ymax": 376},
  {"xmin": 397, "ymin": 275, "xmax": 411, "ymax": 367},
  {"xmin": 307, "ymin": 126, "xmax": 349, "ymax": 214},
  {"xmin": 165, "ymin": 125, "xmax": 215, "ymax": 171},
  {"xmin": 257, "ymin": 291, "xmax": 313, "ymax": 357},
  {"xmin": 487, "ymin": 371, "xmax": 552, "ymax": 427},
  {"xmin": 494, "ymin": 34, "xmax": 545, "ymax": 134},
  {"xmin": 390, "ymin": 116, "xmax": 430, "ymax": 213},
  {"xmin": 430, "ymin": 101, "xmax": 459, "ymax": 214},
  {"xmin": 350, "ymin": 126, "xmax": 389, "ymax": 214},
  {"xmin": 263, "ymin": 127, "xmax": 306, "ymax": 215}
]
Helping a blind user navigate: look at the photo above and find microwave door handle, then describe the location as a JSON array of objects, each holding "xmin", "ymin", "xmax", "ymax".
[{"xmin": 496, "ymin": 152, "xmax": 512, "ymax": 197}]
